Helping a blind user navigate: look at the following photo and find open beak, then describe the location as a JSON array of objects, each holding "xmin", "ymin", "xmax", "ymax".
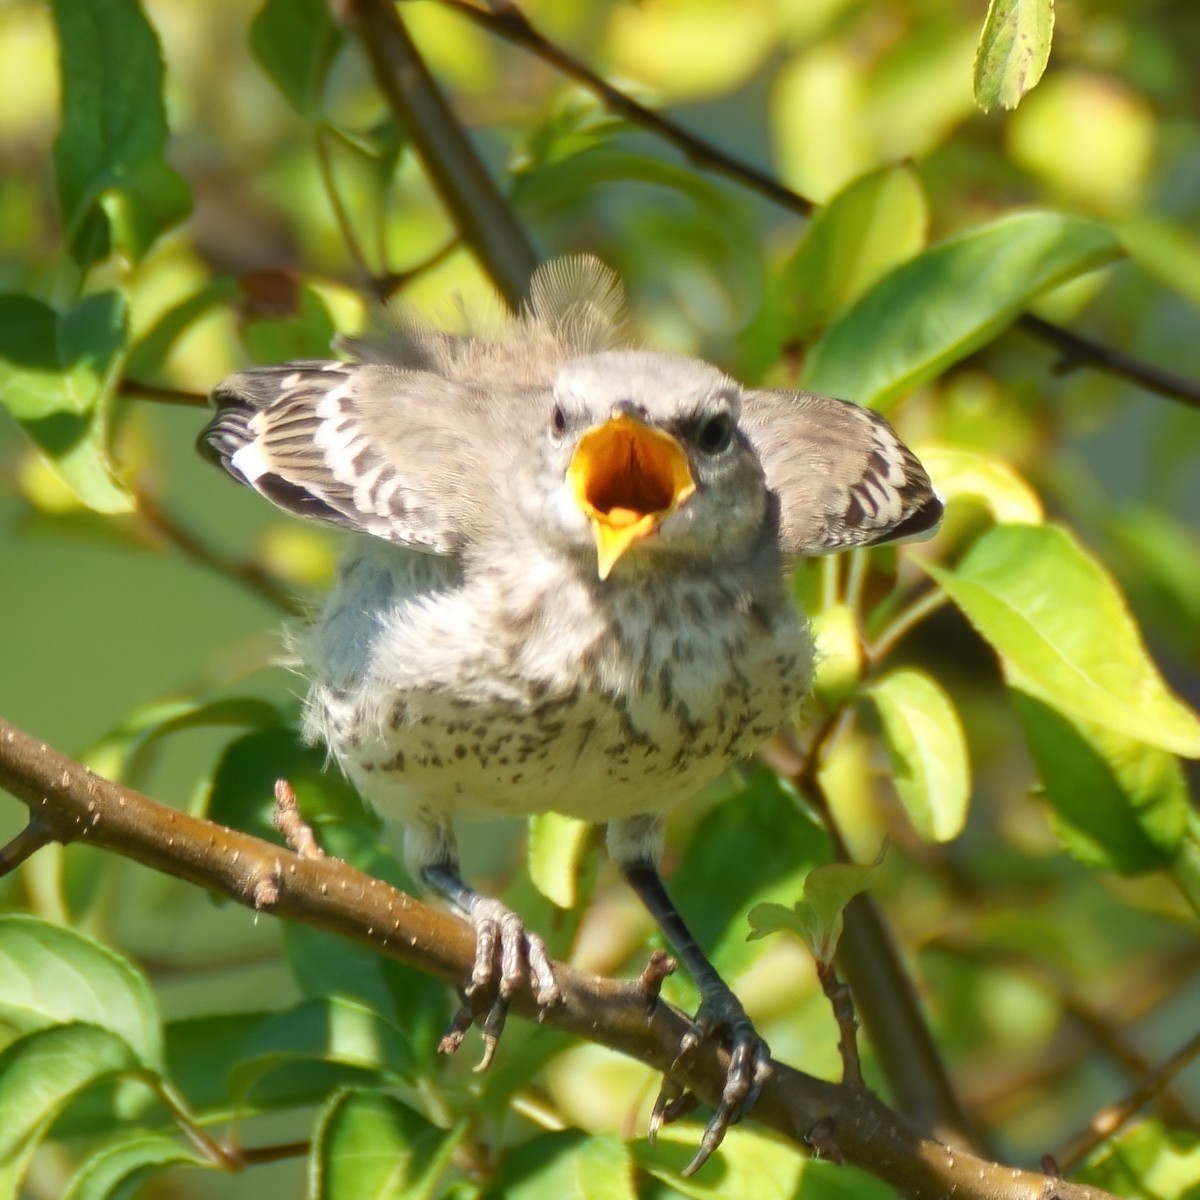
[{"xmin": 567, "ymin": 414, "xmax": 695, "ymax": 579}]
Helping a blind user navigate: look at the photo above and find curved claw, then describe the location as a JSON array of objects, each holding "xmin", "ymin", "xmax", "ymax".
[
  {"xmin": 438, "ymin": 896, "xmax": 560, "ymax": 1071},
  {"xmin": 651, "ymin": 990, "xmax": 773, "ymax": 1176}
]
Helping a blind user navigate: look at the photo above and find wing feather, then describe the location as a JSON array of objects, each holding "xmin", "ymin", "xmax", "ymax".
[
  {"xmin": 740, "ymin": 388, "xmax": 942, "ymax": 559},
  {"xmin": 199, "ymin": 360, "xmax": 536, "ymax": 553}
]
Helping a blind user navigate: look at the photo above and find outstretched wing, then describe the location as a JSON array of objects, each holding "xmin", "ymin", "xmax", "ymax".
[
  {"xmin": 199, "ymin": 360, "xmax": 533, "ymax": 554},
  {"xmin": 741, "ymin": 388, "xmax": 942, "ymax": 559}
]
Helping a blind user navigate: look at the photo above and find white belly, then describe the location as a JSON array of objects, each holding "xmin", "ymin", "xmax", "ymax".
[{"xmin": 300, "ymin": 542, "xmax": 811, "ymax": 828}]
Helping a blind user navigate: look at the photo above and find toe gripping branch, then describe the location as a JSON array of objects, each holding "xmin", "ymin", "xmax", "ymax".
[
  {"xmin": 624, "ymin": 862, "xmax": 773, "ymax": 1175},
  {"xmin": 422, "ymin": 861, "xmax": 561, "ymax": 1071}
]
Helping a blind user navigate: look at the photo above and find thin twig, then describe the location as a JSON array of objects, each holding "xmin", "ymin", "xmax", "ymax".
[
  {"xmin": 437, "ymin": 0, "xmax": 815, "ymax": 218},
  {"xmin": 1056, "ymin": 1029, "xmax": 1200, "ymax": 1173},
  {"xmin": 119, "ymin": 380, "xmax": 209, "ymax": 408},
  {"xmin": 135, "ymin": 490, "xmax": 304, "ymax": 617},
  {"xmin": 0, "ymin": 817, "xmax": 55, "ymax": 873},
  {"xmin": 436, "ymin": 0, "xmax": 1200, "ymax": 411},
  {"xmin": 866, "ymin": 586, "xmax": 951, "ymax": 664},
  {"xmin": 816, "ymin": 959, "xmax": 864, "ymax": 1086},
  {"xmin": 314, "ymin": 125, "xmax": 378, "ymax": 290},
  {"xmin": 344, "ymin": 0, "xmax": 540, "ymax": 308}
]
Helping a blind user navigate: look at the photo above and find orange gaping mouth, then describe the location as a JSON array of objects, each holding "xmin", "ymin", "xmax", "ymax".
[{"xmin": 567, "ymin": 414, "xmax": 695, "ymax": 579}]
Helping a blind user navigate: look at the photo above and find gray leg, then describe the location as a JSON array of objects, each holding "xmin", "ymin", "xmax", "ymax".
[
  {"xmin": 411, "ymin": 822, "xmax": 559, "ymax": 1069},
  {"xmin": 611, "ymin": 817, "xmax": 772, "ymax": 1175}
]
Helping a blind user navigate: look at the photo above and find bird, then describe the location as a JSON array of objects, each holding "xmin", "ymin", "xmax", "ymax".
[{"xmin": 199, "ymin": 257, "xmax": 942, "ymax": 1172}]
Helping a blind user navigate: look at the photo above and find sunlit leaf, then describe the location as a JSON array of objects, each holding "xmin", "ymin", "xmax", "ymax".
[
  {"xmin": 925, "ymin": 524, "xmax": 1200, "ymax": 757},
  {"xmin": 310, "ymin": 1088, "xmax": 464, "ymax": 1200},
  {"xmin": 0, "ymin": 1025, "xmax": 141, "ymax": 1167},
  {"xmin": 916, "ymin": 446, "xmax": 1043, "ymax": 525},
  {"xmin": 528, "ymin": 812, "xmax": 591, "ymax": 910},
  {"xmin": 487, "ymin": 1130, "xmax": 635, "ymax": 1200},
  {"xmin": 0, "ymin": 915, "xmax": 163, "ymax": 1072},
  {"xmin": 52, "ymin": 0, "xmax": 190, "ymax": 265},
  {"xmin": 781, "ymin": 164, "xmax": 928, "ymax": 340},
  {"xmin": 251, "ymin": 0, "xmax": 344, "ymax": 118},
  {"xmin": 865, "ymin": 668, "xmax": 971, "ymax": 842},
  {"xmin": 1078, "ymin": 1120, "xmax": 1200, "ymax": 1199},
  {"xmin": 0, "ymin": 292, "xmax": 132, "ymax": 512},
  {"xmin": 810, "ymin": 602, "xmax": 863, "ymax": 706},
  {"xmin": 63, "ymin": 1134, "xmax": 209, "ymax": 1200},
  {"xmin": 973, "ymin": 0, "xmax": 1054, "ymax": 113},
  {"xmin": 1014, "ymin": 693, "xmax": 1189, "ymax": 875},
  {"xmin": 748, "ymin": 860, "xmax": 881, "ymax": 965},
  {"xmin": 802, "ymin": 212, "xmax": 1121, "ymax": 411}
]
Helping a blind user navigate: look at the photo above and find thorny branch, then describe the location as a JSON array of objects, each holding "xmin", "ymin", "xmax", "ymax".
[{"xmin": 0, "ymin": 713, "xmax": 1119, "ymax": 1199}]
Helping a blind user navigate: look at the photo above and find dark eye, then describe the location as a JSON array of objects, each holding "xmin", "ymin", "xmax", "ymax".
[
  {"xmin": 696, "ymin": 412, "xmax": 733, "ymax": 455},
  {"xmin": 550, "ymin": 404, "xmax": 567, "ymax": 436}
]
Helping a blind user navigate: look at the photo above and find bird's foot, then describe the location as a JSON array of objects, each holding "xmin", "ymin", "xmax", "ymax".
[
  {"xmin": 650, "ymin": 987, "xmax": 772, "ymax": 1176},
  {"xmin": 437, "ymin": 896, "xmax": 560, "ymax": 1071}
]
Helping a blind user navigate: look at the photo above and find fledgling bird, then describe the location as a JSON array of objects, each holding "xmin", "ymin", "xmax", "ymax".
[{"xmin": 199, "ymin": 258, "xmax": 941, "ymax": 1171}]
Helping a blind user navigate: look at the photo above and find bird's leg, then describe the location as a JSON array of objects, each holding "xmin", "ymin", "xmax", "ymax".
[
  {"xmin": 419, "ymin": 851, "xmax": 560, "ymax": 1070},
  {"xmin": 612, "ymin": 818, "xmax": 771, "ymax": 1174}
]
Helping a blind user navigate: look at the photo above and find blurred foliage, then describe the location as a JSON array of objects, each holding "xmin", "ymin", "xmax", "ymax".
[{"xmin": 1, "ymin": 0, "xmax": 1199, "ymax": 1197}]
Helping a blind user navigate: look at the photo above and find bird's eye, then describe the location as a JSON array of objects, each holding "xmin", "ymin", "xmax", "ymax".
[
  {"xmin": 550, "ymin": 404, "xmax": 567, "ymax": 436},
  {"xmin": 696, "ymin": 413, "xmax": 733, "ymax": 455}
]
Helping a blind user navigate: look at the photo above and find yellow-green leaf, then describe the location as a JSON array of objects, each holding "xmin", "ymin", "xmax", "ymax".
[
  {"xmin": 973, "ymin": 0, "xmax": 1055, "ymax": 113},
  {"xmin": 865, "ymin": 668, "xmax": 971, "ymax": 842},
  {"xmin": 926, "ymin": 524, "xmax": 1200, "ymax": 757}
]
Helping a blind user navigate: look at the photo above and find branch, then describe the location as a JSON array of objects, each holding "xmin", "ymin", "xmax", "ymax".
[
  {"xmin": 0, "ymin": 714, "xmax": 1118, "ymax": 1199},
  {"xmin": 434, "ymin": 0, "xmax": 1200, "ymax": 411},
  {"xmin": 342, "ymin": 0, "xmax": 539, "ymax": 308}
]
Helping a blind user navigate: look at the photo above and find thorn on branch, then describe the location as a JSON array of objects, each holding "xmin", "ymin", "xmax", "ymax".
[
  {"xmin": 805, "ymin": 1117, "xmax": 845, "ymax": 1164},
  {"xmin": 251, "ymin": 863, "xmax": 283, "ymax": 909},
  {"xmin": 636, "ymin": 949, "xmax": 677, "ymax": 1012},
  {"xmin": 273, "ymin": 779, "xmax": 324, "ymax": 860}
]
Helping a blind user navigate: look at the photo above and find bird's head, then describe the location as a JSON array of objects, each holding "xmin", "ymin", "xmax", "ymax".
[{"xmin": 522, "ymin": 350, "xmax": 770, "ymax": 579}]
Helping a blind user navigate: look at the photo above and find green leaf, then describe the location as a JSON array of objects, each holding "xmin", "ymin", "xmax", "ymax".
[
  {"xmin": 63, "ymin": 1134, "xmax": 208, "ymax": 1200},
  {"xmin": 916, "ymin": 446, "xmax": 1043, "ymax": 525},
  {"xmin": 973, "ymin": 0, "xmax": 1055, "ymax": 113},
  {"xmin": 802, "ymin": 212, "xmax": 1121, "ymax": 411},
  {"xmin": 0, "ymin": 1024, "xmax": 141, "ymax": 1167},
  {"xmin": 748, "ymin": 860, "xmax": 880, "ymax": 965},
  {"xmin": 781, "ymin": 164, "xmax": 928, "ymax": 340},
  {"xmin": 87, "ymin": 696, "xmax": 284, "ymax": 785},
  {"xmin": 243, "ymin": 284, "xmax": 338, "ymax": 364},
  {"xmin": 251, "ymin": 0, "xmax": 345, "ymax": 117},
  {"xmin": 925, "ymin": 524, "xmax": 1200, "ymax": 757},
  {"xmin": 1078, "ymin": 1120, "xmax": 1200, "ymax": 1199},
  {"xmin": 282, "ymin": 926, "xmax": 449, "ymax": 1074},
  {"xmin": 528, "ymin": 812, "xmax": 591, "ymax": 910},
  {"xmin": 0, "ymin": 915, "xmax": 163, "ymax": 1072},
  {"xmin": 1014, "ymin": 693, "xmax": 1189, "ymax": 875},
  {"xmin": 0, "ymin": 293, "xmax": 125, "ymax": 420},
  {"xmin": 0, "ymin": 292, "xmax": 133, "ymax": 513},
  {"xmin": 52, "ymin": 0, "xmax": 190, "ymax": 266},
  {"xmin": 310, "ymin": 1088, "xmax": 464, "ymax": 1200},
  {"xmin": 667, "ymin": 769, "xmax": 831, "ymax": 988},
  {"xmin": 485, "ymin": 1130, "xmax": 635, "ymax": 1200},
  {"xmin": 864, "ymin": 668, "xmax": 971, "ymax": 842},
  {"xmin": 125, "ymin": 279, "xmax": 240, "ymax": 380},
  {"xmin": 230, "ymin": 997, "xmax": 415, "ymax": 1104}
]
